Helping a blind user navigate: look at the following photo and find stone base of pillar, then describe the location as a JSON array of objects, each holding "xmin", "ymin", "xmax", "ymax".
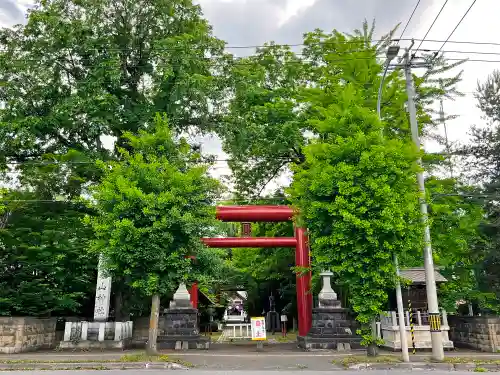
[
  {"xmin": 59, "ymin": 321, "xmax": 133, "ymax": 350},
  {"xmin": 59, "ymin": 339, "xmax": 131, "ymax": 350},
  {"xmin": 156, "ymin": 335, "xmax": 210, "ymax": 350},
  {"xmin": 298, "ymin": 308, "xmax": 362, "ymax": 350}
]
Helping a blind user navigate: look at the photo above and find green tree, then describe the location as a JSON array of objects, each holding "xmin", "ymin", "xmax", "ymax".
[
  {"xmin": 87, "ymin": 114, "xmax": 221, "ymax": 351},
  {"xmin": 218, "ymin": 21, "xmax": 463, "ymax": 196},
  {"xmin": 420, "ymin": 178, "xmax": 493, "ymax": 312},
  {"xmin": 0, "ymin": 0, "xmax": 227, "ymax": 188},
  {"xmin": 0, "ymin": 0, "xmax": 228, "ymax": 317},
  {"xmin": 456, "ymin": 69, "xmax": 500, "ymax": 310},
  {"xmin": 0, "ymin": 190, "xmax": 96, "ymax": 316},
  {"xmin": 288, "ymin": 82, "xmax": 422, "ymax": 344}
]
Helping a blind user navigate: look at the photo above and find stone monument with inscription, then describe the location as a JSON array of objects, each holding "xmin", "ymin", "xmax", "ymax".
[
  {"xmin": 298, "ymin": 271, "xmax": 361, "ymax": 350},
  {"xmin": 157, "ymin": 283, "xmax": 210, "ymax": 350},
  {"xmin": 59, "ymin": 254, "xmax": 133, "ymax": 350},
  {"xmin": 94, "ymin": 254, "xmax": 112, "ymax": 321}
]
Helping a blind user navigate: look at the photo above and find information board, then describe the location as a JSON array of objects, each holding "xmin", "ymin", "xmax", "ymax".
[{"xmin": 250, "ymin": 317, "xmax": 266, "ymax": 341}]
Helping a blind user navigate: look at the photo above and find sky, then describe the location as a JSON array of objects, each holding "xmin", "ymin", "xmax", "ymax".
[{"xmin": 1, "ymin": 0, "xmax": 499, "ymax": 193}]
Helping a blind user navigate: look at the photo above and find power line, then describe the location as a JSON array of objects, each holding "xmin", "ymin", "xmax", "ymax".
[
  {"xmin": 399, "ymin": 0, "xmax": 422, "ymax": 40},
  {"xmin": 435, "ymin": 0, "xmax": 478, "ymax": 55},
  {"xmin": 2, "ymin": 157, "xmax": 294, "ymax": 166},
  {"xmin": 3, "ymin": 37, "xmax": 500, "ymax": 53},
  {"xmin": 2, "ymin": 193, "xmax": 499, "ymax": 204},
  {"xmin": 4, "ymin": 48, "xmax": 500, "ymax": 73},
  {"xmin": 405, "ymin": 39, "xmax": 500, "ymax": 47},
  {"xmin": 414, "ymin": 0, "xmax": 449, "ymax": 54},
  {"xmin": 0, "ymin": 197, "xmax": 290, "ymax": 204}
]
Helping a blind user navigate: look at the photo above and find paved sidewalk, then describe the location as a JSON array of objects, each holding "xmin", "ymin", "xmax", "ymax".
[
  {"xmin": 2, "ymin": 345, "xmax": 500, "ymax": 371},
  {"xmin": 2, "ymin": 345, "xmax": 500, "ymax": 360}
]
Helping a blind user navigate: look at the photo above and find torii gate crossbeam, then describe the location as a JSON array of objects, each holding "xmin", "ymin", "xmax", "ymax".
[{"xmin": 201, "ymin": 205, "xmax": 312, "ymax": 337}]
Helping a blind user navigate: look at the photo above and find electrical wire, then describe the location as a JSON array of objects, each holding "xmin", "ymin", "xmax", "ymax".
[
  {"xmin": 2, "ymin": 193, "xmax": 498, "ymax": 204},
  {"xmin": 4, "ymin": 47, "xmax": 500, "ymax": 72},
  {"xmin": 399, "ymin": 0, "xmax": 422, "ymax": 40},
  {"xmin": 0, "ymin": 197, "xmax": 290, "ymax": 203},
  {"xmin": 4, "ymin": 37, "xmax": 500, "ymax": 53},
  {"xmin": 2, "ymin": 157, "xmax": 294, "ymax": 166},
  {"xmin": 435, "ymin": 0, "xmax": 478, "ymax": 55},
  {"xmin": 414, "ymin": 0, "xmax": 449, "ymax": 54}
]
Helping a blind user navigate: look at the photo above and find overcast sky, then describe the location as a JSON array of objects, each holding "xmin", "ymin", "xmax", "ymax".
[{"xmin": 1, "ymin": 0, "xmax": 499, "ymax": 193}]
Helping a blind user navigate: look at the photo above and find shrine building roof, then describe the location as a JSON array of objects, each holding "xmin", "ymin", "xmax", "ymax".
[{"xmin": 400, "ymin": 267, "xmax": 447, "ymax": 284}]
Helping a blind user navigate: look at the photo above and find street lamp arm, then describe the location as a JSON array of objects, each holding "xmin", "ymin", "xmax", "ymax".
[{"xmin": 377, "ymin": 62, "xmax": 391, "ymax": 119}]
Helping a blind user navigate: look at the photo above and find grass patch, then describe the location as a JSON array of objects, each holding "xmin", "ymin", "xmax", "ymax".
[
  {"xmin": 0, "ymin": 352, "xmax": 192, "ymax": 367},
  {"xmin": 119, "ymin": 353, "xmax": 170, "ymax": 362},
  {"xmin": 272, "ymin": 333, "xmax": 298, "ymax": 343},
  {"xmin": 333, "ymin": 355, "xmax": 402, "ymax": 368},
  {"xmin": 475, "ymin": 367, "xmax": 487, "ymax": 372},
  {"xmin": 119, "ymin": 354, "xmax": 193, "ymax": 368},
  {"xmin": 0, "ymin": 366, "xmax": 111, "ymax": 371},
  {"xmin": 443, "ymin": 357, "xmax": 500, "ymax": 365}
]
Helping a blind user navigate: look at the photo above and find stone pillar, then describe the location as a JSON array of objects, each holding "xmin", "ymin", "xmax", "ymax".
[
  {"xmin": 114, "ymin": 322, "xmax": 123, "ymax": 341},
  {"xmin": 63, "ymin": 322, "xmax": 73, "ymax": 342},
  {"xmin": 93, "ymin": 254, "xmax": 112, "ymax": 322},
  {"xmin": 98, "ymin": 323, "xmax": 106, "ymax": 342},
  {"xmin": 81, "ymin": 321, "xmax": 89, "ymax": 341}
]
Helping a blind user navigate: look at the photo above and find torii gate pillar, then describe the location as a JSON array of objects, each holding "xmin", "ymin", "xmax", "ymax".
[{"xmin": 201, "ymin": 206, "xmax": 312, "ymax": 337}]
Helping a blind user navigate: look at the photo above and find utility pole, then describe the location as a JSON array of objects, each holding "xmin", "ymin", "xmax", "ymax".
[
  {"xmin": 394, "ymin": 254, "xmax": 410, "ymax": 362},
  {"xmin": 377, "ymin": 44, "xmax": 409, "ymax": 363},
  {"xmin": 402, "ymin": 44, "xmax": 445, "ymax": 362}
]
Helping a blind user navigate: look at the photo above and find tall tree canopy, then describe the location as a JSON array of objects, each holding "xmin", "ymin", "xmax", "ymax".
[
  {"xmin": 87, "ymin": 115, "xmax": 222, "ymax": 297},
  {"xmin": 0, "ymin": 0, "xmax": 227, "ymax": 316},
  {"xmin": 457, "ymin": 69, "xmax": 500, "ymax": 310},
  {"xmin": 0, "ymin": 0, "xmax": 227, "ymax": 185},
  {"xmin": 0, "ymin": 190, "xmax": 96, "ymax": 316},
  {"xmin": 288, "ymin": 79, "xmax": 422, "ymax": 343},
  {"xmin": 217, "ymin": 21, "xmax": 463, "ymax": 196}
]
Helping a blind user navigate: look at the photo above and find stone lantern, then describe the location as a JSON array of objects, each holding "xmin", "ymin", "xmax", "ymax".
[
  {"xmin": 297, "ymin": 270, "xmax": 361, "ymax": 351},
  {"xmin": 158, "ymin": 282, "xmax": 210, "ymax": 350},
  {"xmin": 318, "ymin": 271, "xmax": 341, "ymax": 308}
]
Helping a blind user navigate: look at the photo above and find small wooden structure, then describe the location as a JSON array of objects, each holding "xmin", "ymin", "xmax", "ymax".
[
  {"xmin": 398, "ymin": 268, "xmax": 448, "ymax": 310},
  {"xmin": 380, "ymin": 267, "xmax": 454, "ymax": 351}
]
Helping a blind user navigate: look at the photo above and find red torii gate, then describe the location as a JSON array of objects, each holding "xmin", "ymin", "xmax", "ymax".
[{"xmin": 199, "ymin": 205, "xmax": 313, "ymax": 337}]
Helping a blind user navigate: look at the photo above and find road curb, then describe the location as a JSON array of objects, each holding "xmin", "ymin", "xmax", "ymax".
[
  {"xmin": 0, "ymin": 362, "xmax": 190, "ymax": 371},
  {"xmin": 346, "ymin": 362, "xmax": 500, "ymax": 371},
  {"xmin": 1, "ymin": 361, "xmax": 500, "ymax": 371}
]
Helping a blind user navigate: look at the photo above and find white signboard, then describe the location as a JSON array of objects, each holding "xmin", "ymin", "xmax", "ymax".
[
  {"xmin": 93, "ymin": 255, "xmax": 112, "ymax": 321},
  {"xmin": 251, "ymin": 317, "xmax": 266, "ymax": 341}
]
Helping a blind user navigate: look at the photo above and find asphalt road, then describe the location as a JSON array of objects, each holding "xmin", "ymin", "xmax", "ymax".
[{"xmin": 8, "ymin": 371, "xmax": 485, "ymax": 374}]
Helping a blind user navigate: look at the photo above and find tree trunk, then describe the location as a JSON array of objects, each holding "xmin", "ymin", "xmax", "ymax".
[
  {"xmin": 367, "ymin": 319, "xmax": 379, "ymax": 357},
  {"xmin": 114, "ymin": 290, "xmax": 124, "ymax": 321},
  {"xmin": 367, "ymin": 343, "xmax": 379, "ymax": 357},
  {"xmin": 146, "ymin": 294, "xmax": 160, "ymax": 355}
]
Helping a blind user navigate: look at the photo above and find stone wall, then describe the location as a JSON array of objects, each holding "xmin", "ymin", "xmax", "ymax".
[
  {"xmin": 0, "ymin": 317, "xmax": 57, "ymax": 354},
  {"xmin": 449, "ymin": 316, "xmax": 500, "ymax": 352}
]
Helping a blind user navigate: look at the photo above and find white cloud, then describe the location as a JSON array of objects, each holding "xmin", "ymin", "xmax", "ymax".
[{"xmin": 277, "ymin": 0, "xmax": 317, "ymax": 27}]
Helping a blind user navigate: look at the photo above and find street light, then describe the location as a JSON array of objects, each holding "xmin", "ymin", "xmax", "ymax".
[
  {"xmin": 377, "ymin": 43, "xmax": 410, "ymax": 363},
  {"xmin": 377, "ymin": 45, "xmax": 400, "ymax": 119}
]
